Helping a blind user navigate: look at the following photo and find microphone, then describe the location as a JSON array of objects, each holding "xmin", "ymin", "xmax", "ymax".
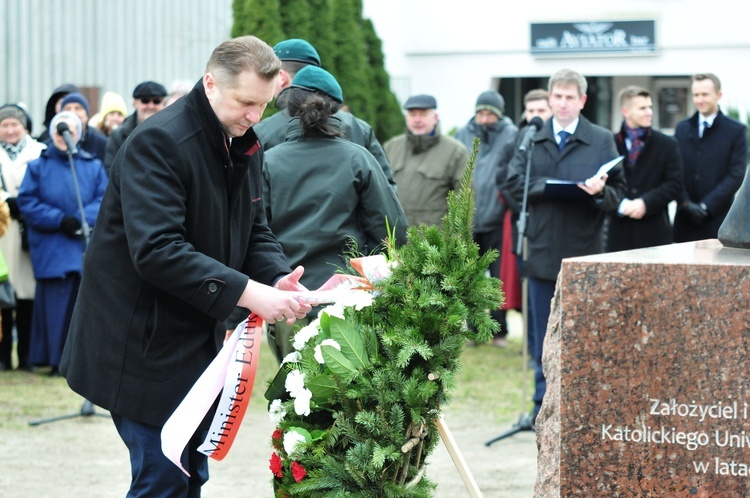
[
  {"xmin": 56, "ymin": 122, "xmax": 78, "ymax": 155},
  {"xmin": 518, "ymin": 116, "xmax": 545, "ymax": 152}
]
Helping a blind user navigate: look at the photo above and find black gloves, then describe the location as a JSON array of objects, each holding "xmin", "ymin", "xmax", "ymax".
[
  {"xmin": 681, "ymin": 201, "xmax": 709, "ymax": 225},
  {"xmin": 6, "ymin": 197, "xmax": 19, "ymax": 219},
  {"xmin": 60, "ymin": 216, "xmax": 82, "ymax": 237}
]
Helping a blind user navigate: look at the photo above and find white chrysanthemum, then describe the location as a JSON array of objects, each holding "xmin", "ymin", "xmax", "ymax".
[
  {"xmin": 294, "ymin": 388, "xmax": 313, "ymax": 416},
  {"xmin": 292, "ymin": 320, "xmax": 320, "ymax": 350},
  {"xmin": 338, "ymin": 289, "xmax": 373, "ymax": 310},
  {"xmin": 281, "ymin": 351, "xmax": 301, "ymax": 364},
  {"xmin": 268, "ymin": 399, "xmax": 286, "ymax": 425},
  {"xmin": 283, "ymin": 430, "xmax": 307, "ymax": 456},
  {"xmin": 322, "ymin": 302, "xmax": 345, "ymax": 319},
  {"xmin": 285, "ymin": 370, "xmax": 305, "ymax": 397},
  {"xmin": 314, "ymin": 338, "xmax": 342, "ymax": 364}
]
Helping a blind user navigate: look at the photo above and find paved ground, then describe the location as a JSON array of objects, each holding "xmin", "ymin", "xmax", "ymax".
[
  {"xmin": 1, "ymin": 402, "xmax": 537, "ymax": 498},
  {"xmin": 0, "ymin": 315, "xmax": 537, "ymax": 497}
]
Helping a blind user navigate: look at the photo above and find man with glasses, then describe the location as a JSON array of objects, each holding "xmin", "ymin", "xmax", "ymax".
[{"xmin": 104, "ymin": 80, "xmax": 167, "ymax": 174}]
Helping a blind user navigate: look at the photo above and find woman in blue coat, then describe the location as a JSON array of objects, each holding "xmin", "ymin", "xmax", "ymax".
[{"xmin": 18, "ymin": 111, "xmax": 108, "ymax": 374}]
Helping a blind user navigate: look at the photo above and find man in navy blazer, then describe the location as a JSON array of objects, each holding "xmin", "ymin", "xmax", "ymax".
[
  {"xmin": 673, "ymin": 73, "xmax": 747, "ymax": 242},
  {"xmin": 506, "ymin": 69, "xmax": 626, "ymax": 424}
]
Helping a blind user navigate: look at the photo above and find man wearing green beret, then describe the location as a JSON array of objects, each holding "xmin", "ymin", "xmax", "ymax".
[{"xmin": 254, "ymin": 38, "xmax": 396, "ymax": 191}]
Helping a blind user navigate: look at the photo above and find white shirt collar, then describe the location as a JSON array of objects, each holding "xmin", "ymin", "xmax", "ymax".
[
  {"xmin": 552, "ymin": 118, "xmax": 579, "ymax": 143},
  {"xmin": 700, "ymin": 112, "xmax": 718, "ymax": 127}
]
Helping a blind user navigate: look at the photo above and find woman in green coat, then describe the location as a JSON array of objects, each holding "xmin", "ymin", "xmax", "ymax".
[{"xmin": 263, "ymin": 66, "xmax": 408, "ymax": 362}]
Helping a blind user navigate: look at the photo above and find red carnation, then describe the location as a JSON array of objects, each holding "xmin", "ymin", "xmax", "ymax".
[
  {"xmin": 291, "ymin": 461, "xmax": 307, "ymax": 482},
  {"xmin": 269, "ymin": 452, "xmax": 284, "ymax": 478},
  {"xmin": 272, "ymin": 428, "xmax": 284, "ymax": 450}
]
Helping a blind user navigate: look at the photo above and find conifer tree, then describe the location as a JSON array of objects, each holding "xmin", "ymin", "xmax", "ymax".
[
  {"xmin": 231, "ymin": 0, "xmax": 404, "ymax": 141},
  {"xmin": 362, "ymin": 18, "xmax": 405, "ymax": 142},
  {"xmin": 306, "ymin": 0, "xmax": 337, "ymax": 73},
  {"xmin": 231, "ymin": 0, "xmax": 285, "ymax": 44},
  {"xmin": 329, "ymin": 0, "xmax": 375, "ymax": 124},
  {"xmin": 279, "ymin": 0, "xmax": 312, "ymax": 42}
]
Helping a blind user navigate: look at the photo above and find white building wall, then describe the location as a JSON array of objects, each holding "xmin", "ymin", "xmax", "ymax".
[{"xmin": 364, "ymin": 0, "xmax": 750, "ymax": 132}]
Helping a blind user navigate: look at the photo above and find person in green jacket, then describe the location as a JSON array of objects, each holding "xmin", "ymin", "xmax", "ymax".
[
  {"xmin": 263, "ymin": 66, "xmax": 408, "ymax": 363},
  {"xmin": 384, "ymin": 95, "xmax": 468, "ymax": 226}
]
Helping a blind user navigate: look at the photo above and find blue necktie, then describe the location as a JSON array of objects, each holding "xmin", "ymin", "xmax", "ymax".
[
  {"xmin": 558, "ymin": 130, "xmax": 571, "ymax": 151},
  {"xmin": 700, "ymin": 120, "xmax": 709, "ymax": 138}
]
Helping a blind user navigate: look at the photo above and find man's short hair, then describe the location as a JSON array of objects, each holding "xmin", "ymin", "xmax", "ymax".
[
  {"xmin": 205, "ymin": 36, "xmax": 281, "ymax": 87},
  {"xmin": 524, "ymin": 89, "xmax": 549, "ymax": 105},
  {"xmin": 548, "ymin": 69, "xmax": 588, "ymax": 96},
  {"xmin": 692, "ymin": 73, "xmax": 721, "ymax": 92},
  {"xmin": 618, "ymin": 85, "xmax": 651, "ymax": 106},
  {"xmin": 281, "ymin": 60, "xmax": 309, "ymax": 79}
]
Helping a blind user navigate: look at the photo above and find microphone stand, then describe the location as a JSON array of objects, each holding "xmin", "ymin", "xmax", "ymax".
[
  {"xmin": 29, "ymin": 143, "xmax": 106, "ymax": 426},
  {"xmin": 485, "ymin": 141, "xmax": 536, "ymax": 446}
]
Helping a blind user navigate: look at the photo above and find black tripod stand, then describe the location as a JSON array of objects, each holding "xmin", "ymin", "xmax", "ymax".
[
  {"xmin": 29, "ymin": 399, "xmax": 108, "ymax": 426},
  {"xmin": 485, "ymin": 126, "xmax": 541, "ymax": 446},
  {"xmin": 28, "ymin": 127, "xmax": 108, "ymax": 426}
]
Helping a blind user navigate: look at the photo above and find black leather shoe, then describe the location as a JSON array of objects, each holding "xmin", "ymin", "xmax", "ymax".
[{"xmin": 48, "ymin": 366, "xmax": 61, "ymax": 377}]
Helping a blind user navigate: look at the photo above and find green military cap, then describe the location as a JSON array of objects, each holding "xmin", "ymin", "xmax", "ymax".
[
  {"xmin": 273, "ymin": 38, "xmax": 321, "ymax": 67},
  {"xmin": 290, "ymin": 66, "xmax": 343, "ymax": 103}
]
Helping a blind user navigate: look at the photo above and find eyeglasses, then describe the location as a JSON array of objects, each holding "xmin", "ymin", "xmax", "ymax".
[{"xmin": 139, "ymin": 97, "xmax": 163, "ymax": 105}]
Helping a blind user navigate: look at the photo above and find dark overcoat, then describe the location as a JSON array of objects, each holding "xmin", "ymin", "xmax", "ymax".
[
  {"xmin": 673, "ymin": 111, "xmax": 747, "ymax": 242},
  {"xmin": 606, "ymin": 125, "xmax": 683, "ymax": 252},
  {"xmin": 506, "ymin": 116, "xmax": 625, "ymax": 281},
  {"xmin": 60, "ymin": 80, "xmax": 291, "ymax": 426}
]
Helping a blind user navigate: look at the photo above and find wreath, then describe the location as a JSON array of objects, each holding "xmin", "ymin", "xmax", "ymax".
[{"xmin": 264, "ymin": 148, "xmax": 502, "ymax": 497}]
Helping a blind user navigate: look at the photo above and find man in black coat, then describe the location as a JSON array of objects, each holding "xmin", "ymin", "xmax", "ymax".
[
  {"xmin": 607, "ymin": 86, "xmax": 683, "ymax": 252},
  {"xmin": 104, "ymin": 80, "xmax": 168, "ymax": 174},
  {"xmin": 673, "ymin": 73, "xmax": 747, "ymax": 242},
  {"xmin": 506, "ymin": 69, "xmax": 626, "ymax": 423},
  {"xmin": 60, "ymin": 36, "xmax": 312, "ymax": 496}
]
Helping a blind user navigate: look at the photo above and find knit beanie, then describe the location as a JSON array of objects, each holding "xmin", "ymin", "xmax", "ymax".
[
  {"xmin": 475, "ymin": 91, "xmax": 505, "ymax": 118},
  {"xmin": 99, "ymin": 91, "xmax": 128, "ymax": 118},
  {"xmin": 0, "ymin": 104, "xmax": 28, "ymax": 129},
  {"xmin": 60, "ymin": 92, "xmax": 91, "ymax": 117}
]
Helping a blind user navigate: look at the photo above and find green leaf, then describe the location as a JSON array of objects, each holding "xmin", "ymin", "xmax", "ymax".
[
  {"xmin": 264, "ymin": 366, "xmax": 289, "ymax": 403},
  {"xmin": 328, "ymin": 315, "xmax": 369, "ymax": 368},
  {"xmin": 288, "ymin": 426, "xmax": 312, "ymax": 443},
  {"xmin": 307, "ymin": 373, "xmax": 337, "ymax": 401},
  {"xmin": 321, "ymin": 346, "xmax": 358, "ymax": 376},
  {"xmin": 319, "ymin": 311, "xmax": 331, "ymax": 338}
]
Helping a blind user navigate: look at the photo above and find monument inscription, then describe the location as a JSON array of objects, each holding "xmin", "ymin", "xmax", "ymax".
[{"xmin": 536, "ymin": 240, "xmax": 750, "ymax": 497}]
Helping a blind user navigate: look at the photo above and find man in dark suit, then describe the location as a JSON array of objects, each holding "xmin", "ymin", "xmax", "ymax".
[
  {"xmin": 607, "ymin": 86, "xmax": 683, "ymax": 252},
  {"xmin": 506, "ymin": 68, "xmax": 626, "ymax": 423},
  {"xmin": 60, "ymin": 36, "xmax": 312, "ymax": 496},
  {"xmin": 673, "ymin": 73, "xmax": 747, "ymax": 242}
]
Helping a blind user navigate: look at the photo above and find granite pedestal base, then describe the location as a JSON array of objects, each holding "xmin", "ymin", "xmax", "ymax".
[{"xmin": 536, "ymin": 240, "xmax": 750, "ymax": 497}]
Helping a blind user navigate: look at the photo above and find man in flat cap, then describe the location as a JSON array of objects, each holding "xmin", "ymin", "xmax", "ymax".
[
  {"xmin": 254, "ymin": 38, "xmax": 396, "ymax": 191},
  {"xmin": 384, "ymin": 94, "xmax": 468, "ymax": 226},
  {"xmin": 104, "ymin": 80, "xmax": 167, "ymax": 174},
  {"xmin": 455, "ymin": 90, "xmax": 519, "ymax": 347}
]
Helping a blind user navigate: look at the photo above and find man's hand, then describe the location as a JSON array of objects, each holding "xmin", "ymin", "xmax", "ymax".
[
  {"xmin": 681, "ymin": 201, "xmax": 709, "ymax": 225},
  {"xmin": 578, "ymin": 173, "xmax": 608, "ymax": 196},
  {"xmin": 237, "ymin": 268, "xmax": 311, "ymax": 325},
  {"xmin": 621, "ymin": 198, "xmax": 647, "ymax": 219}
]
